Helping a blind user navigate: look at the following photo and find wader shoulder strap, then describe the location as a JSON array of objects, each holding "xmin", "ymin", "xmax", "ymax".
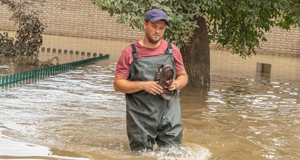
[
  {"xmin": 131, "ymin": 43, "xmax": 172, "ymax": 59},
  {"xmin": 128, "ymin": 44, "xmax": 137, "ymax": 80},
  {"xmin": 130, "ymin": 44, "xmax": 138, "ymax": 60},
  {"xmin": 164, "ymin": 43, "xmax": 173, "ymax": 55}
]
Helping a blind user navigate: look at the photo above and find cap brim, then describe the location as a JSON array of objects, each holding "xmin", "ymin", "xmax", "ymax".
[{"xmin": 148, "ymin": 17, "xmax": 169, "ymax": 26}]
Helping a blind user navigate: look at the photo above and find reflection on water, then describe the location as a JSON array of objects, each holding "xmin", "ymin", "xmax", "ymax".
[
  {"xmin": 0, "ymin": 30, "xmax": 130, "ymax": 75},
  {"xmin": 0, "ymin": 30, "xmax": 130, "ymax": 64},
  {"xmin": 1, "ymin": 33, "xmax": 300, "ymax": 160}
]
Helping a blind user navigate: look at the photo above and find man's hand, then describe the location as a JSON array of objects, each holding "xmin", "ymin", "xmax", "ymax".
[
  {"xmin": 114, "ymin": 69, "xmax": 188, "ymax": 94},
  {"xmin": 143, "ymin": 81, "xmax": 163, "ymax": 95},
  {"xmin": 168, "ymin": 79, "xmax": 178, "ymax": 91},
  {"xmin": 167, "ymin": 70, "xmax": 188, "ymax": 91}
]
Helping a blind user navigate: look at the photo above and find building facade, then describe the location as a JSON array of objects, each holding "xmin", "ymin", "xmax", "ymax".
[{"xmin": 1, "ymin": 0, "xmax": 299, "ymax": 57}]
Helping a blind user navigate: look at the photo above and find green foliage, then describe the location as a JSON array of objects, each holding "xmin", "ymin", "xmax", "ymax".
[
  {"xmin": 92, "ymin": 0, "xmax": 300, "ymax": 58},
  {"xmin": 15, "ymin": 15, "xmax": 45, "ymax": 56},
  {"xmin": 0, "ymin": 0, "xmax": 46, "ymax": 65},
  {"xmin": 206, "ymin": 0, "xmax": 300, "ymax": 57},
  {"xmin": 0, "ymin": 32, "xmax": 18, "ymax": 56},
  {"xmin": 277, "ymin": 0, "xmax": 300, "ymax": 29}
]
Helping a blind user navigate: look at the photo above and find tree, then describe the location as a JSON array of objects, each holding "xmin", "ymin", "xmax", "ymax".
[
  {"xmin": 0, "ymin": 0, "xmax": 59, "ymax": 67},
  {"xmin": 0, "ymin": 0, "xmax": 46, "ymax": 65},
  {"xmin": 92, "ymin": 0, "xmax": 300, "ymax": 88}
]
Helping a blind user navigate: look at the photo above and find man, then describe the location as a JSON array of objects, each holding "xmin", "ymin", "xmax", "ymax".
[{"xmin": 114, "ymin": 9, "xmax": 188, "ymax": 151}]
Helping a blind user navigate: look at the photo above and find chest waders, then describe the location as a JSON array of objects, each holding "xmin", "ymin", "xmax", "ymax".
[{"xmin": 126, "ymin": 43, "xmax": 183, "ymax": 151}]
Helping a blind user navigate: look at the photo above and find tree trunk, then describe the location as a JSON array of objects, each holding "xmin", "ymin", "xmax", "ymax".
[{"xmin": 181, "ymin": 16, "xmax": 210, "ymax": 88}]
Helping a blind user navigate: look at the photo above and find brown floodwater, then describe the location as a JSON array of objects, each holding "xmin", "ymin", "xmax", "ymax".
[{"xmin": 0, "ymin": 31, "xmax": 300, "ymax": 160}]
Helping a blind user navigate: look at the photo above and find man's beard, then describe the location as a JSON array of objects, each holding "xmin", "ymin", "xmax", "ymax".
[{"xmin": 145, "ymin": 31, "xmax": 161, "ymax": 44}]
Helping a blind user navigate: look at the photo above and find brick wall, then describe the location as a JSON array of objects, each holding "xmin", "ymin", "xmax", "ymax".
[
  {"xmin": 0, "ymin": 0, "xmax": 143, "ymax": 42},
  {"xmin": 1, "ymin": 0, "xmax": 299, "ymax": 56},
  {"xmin": 209, "ymin": 26, "xmax": 300, "ymax": 57},
  {"xmin": 258, "ymin": 27, "xmax": 300, "ymax": 57},
  {"xmin": 0, "ymin": 4, "xmax": 17, "ymax": 31}
]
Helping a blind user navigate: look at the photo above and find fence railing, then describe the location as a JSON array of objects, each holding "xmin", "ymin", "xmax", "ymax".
[{"xmin": 0, "ymin": 54, "xmax": 109, "ymax": 87}]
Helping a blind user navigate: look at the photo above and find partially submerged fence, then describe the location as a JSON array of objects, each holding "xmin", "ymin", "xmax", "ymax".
[{"xmin": 0, "ymin": 54, "xmax": 109, "ymax": 87}]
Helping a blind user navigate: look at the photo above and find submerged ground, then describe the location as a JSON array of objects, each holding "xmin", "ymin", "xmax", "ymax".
[{"xmin": 0, "ymin": 32, "xmax": 300, "ymax": 160}]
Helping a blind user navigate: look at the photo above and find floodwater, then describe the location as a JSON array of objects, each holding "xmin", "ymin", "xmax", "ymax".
[{"xmin": 1, "ymin": 31, "xmax": 300, "ymax": 160}]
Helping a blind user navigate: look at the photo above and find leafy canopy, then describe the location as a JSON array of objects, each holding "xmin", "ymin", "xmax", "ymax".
[{"xmin": 92, "ymin": 0, "xmax": 300, "ymax": 58}]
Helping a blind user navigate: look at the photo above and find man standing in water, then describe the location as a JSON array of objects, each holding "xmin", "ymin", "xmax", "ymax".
[{"xmin": 114, "ymin": 9, "xmax": 188, "ymax": 151}]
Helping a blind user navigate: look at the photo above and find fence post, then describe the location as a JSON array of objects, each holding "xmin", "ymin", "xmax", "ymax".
[
  {"xmin": 0, "ymin": 75, "xmax": 2, "ymax": 86},
  {"xmin": 9, "ymin": 74, "xmax": 12, "ymax": 84},
  {"xmin": 2, "ymin": 75, "xmax": 4, "ymax": 85},
  {"xmin": 5, "ymin": 75, "xmax": 8, "ymax": 85}
]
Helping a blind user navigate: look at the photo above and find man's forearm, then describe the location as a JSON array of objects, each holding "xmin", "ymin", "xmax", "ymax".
[
  {"xmin": 114, "ymin": 77, "xmax": 163, "ymax": 95},
  {"xmin": 176, "ymin": 74, "xmax": 188, "ymax": 90},
  {"xmin": 174, "ymin": 70, "xmax": 188, "ymax": 90},
  {"xmin": 114, "ymin": 79, "xmax": 144, "ymax": 94}
]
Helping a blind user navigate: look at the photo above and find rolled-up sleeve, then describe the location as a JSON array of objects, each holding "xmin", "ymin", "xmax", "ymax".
[
  {"xmin": 172, "ymin": 44, "xmax": 185, "ymax": 72},
  {"xmin": 115, "ymin": 48, "xmax": 133, "ymax": 78}
]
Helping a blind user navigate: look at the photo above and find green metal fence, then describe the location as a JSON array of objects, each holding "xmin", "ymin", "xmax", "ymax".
[{"xmin": 0, "ymin": 54, "xmax": 109, "ymax": 87}]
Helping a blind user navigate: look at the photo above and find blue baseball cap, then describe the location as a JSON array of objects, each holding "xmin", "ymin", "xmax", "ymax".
[{"xmin": 144, "ymin": 9, "xmax": 169, "ymax": 26}]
